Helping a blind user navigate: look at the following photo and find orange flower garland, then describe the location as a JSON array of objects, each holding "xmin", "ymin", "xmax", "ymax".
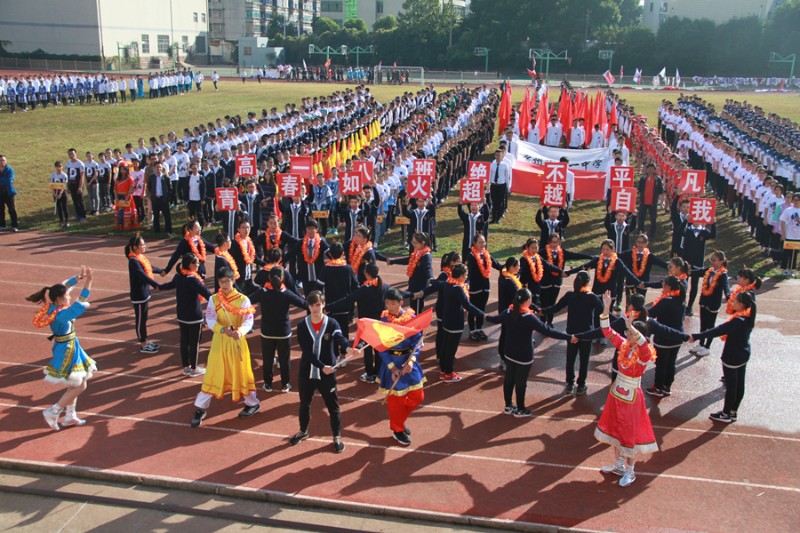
[
  {"xmin": 726, "ymin": 283, "xmax": 756, "ymax": 315},
  {"xmin": 302, "ymin": 234, "xmax": 321, "ymax": 264},
  {"xmin": 701, "ymin": 267, "xmax": 727, "ymax": 297},
  {"xmin": 579, "ymin": 286, "xmax": 591, "ymax": 293},
  {"xmin": 652, "ymin": 288, "xmax": 681, "ymax": 307},
  {"xmin": 215, "ymin": 290, "xmax": 256, "ymax": 316},
  {"xmin": 235, "ymin": 234, "xmax": 256, "ymax": 264},
  {"xmin": 362, "ymin": 278, "xmax": 379, "ymax": 287},
  {"xmin": 508, "ymin": 303, "xmax": 532, "ymax": 314},
  {"xmin": 349, "ymin": 240, "xmax": 373, "ymax": 271},
  {"xmin": 186, "ymin": 235, "xmax": 206, "ymax": 262},
  {"xmin": 326, "ymin": 257, "xmax": 347, "ymax": 267},
  {"xmin": 406, "ymin": 246, "xmax": 431, "ymax": 278},
  {"xmin": 264, "ymin": 281, "xmax": 286, "ymax": 290},
  {"xmin": 522, "ymin": 250, "xmax": 544, "ymax": 282},
  {"xmin": 501, "ymin": 267, "xmax": 522, "ymax": 289},
  {"xmin": 545, "ymin": 245, "xmax": 564, "ymax": 276},
  {"xmin": 129, "ymin": 252, "xmax": 154, "ymax": 280},
  {"xmin": 264, "ymin": 229, "xmax": 282, "ymax": 250},
  {"xmin": 471, "ymin": 246, "xmax": 492, "ymax": 279},
  {"xmin": 32, "ymin": 303, "xmax": 68, "ymax": 329},
  {"xmin": 631, "ymin": 248, "xmax": 650, "ymax": 278},
  {"xmin": 447, "ymin": 277, "xmax": 470, "ymax": 298},
  {"xmin": 721, "ymin": 307, "xmax": 752, "ymax": 341},
  {"xmin": 595, "ymin": 253, "xmax": 618, "ymax": 284},
  {"xmin": 178, "ymin": 266, "xmax": 206, "ymax": 302},
  {"xmin": 441, "ymin": 266, "xmax": 452, "ymax": 280},
  {"xmin": 381, "ymin": 308, "xmax": 415, "ymax": 324},
  {"xmin": 215, "ymin": 249, "xmax": 241, "ymax": 280},
  {"xmin": 617, "ymin": 341, "xmax": 657, "ymax": 372}
]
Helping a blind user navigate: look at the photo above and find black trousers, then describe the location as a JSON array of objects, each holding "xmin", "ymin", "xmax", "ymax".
[
  {"xmin": 362, "ymin": 345, "xmax": 382, "ymax": 377},
  {"xmin": 653, "ymin": 345, "xmax": 680, "ymax": 389},
  {"xmin": 298, "ymin": 369, "xmax": 340, "ymax": 437},
  {"xmin": 261, "ymin": 337, "xmax": 291, "ymax": 386},
  {"xmin": 566, "ymin": 341, "xmax": 592, "ymax": 387},
  {"xmin": 722, "ymin": 364, "xmax": 747, "ymax": 414},
  {"xmin": 55, "ymin": 194, "xmax": 69, "ymax": 223},
  {"xmin": 151, "ymin": 196, "xmax": 172, "ymax": 233},
  {"xmin": 0, "ymin": 191, "xmax": 18, "ymax": 228},
  {"xmin": 187, "ymin": 200, "xmax": 204, "ymax": 226},
  {"xmin": 540, "ymin": 285, "xmax": 560, "ymax": 325},
  {"xmin": 698, "ymin": 307, "xmax": 718, "ymax": 348},
  {"xmin": 781, "ymin": 247, "xmax": 798, "ymax": 270},
  {"xmin": 489, "ymin": 183, "xmax": 505, "ymax": 221},
  {"xmin": 133, "ymin": 301, "xmax": 149, "ymax": 343},
  {"xmin": 468, "ymin": 291, "xmax": 488, "ymax": 331},
  {"xmin": 133, "ymin": 196, "xmax": 145, "ymax": 225},
  {"xmin": 178, "ymin": 322, "xmax": 202, "ymax": 368},
  {"xmin": 438, "ymin": 329, "xmax": 462, "ymax": 374},
  {"xmin": 69, "ymin": 184, "xmax": 87, "ymax": 219},
  {"xmin": 687, "ymin": 269, "xmax": 702, "ymax": 310},
  {"xmin": 637, "ymin": 203, "xmax": 658, "ymax": 240},
  {"xmin": 504, "ymin": 360, "xmax": 532, "ymax": 409}
]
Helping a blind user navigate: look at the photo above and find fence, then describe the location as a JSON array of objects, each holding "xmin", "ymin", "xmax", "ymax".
[{"xmin": 0, "ymin": 57, "xmax": 103, "ymax": 73}]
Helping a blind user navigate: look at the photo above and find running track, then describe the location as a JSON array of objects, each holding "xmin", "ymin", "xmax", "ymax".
[{"xmin": 1, "ymin": 231, "xmax": 798, "ymax": 532}]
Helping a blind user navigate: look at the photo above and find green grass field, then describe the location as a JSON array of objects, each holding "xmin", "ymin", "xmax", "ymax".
[{"xmin": 3, "ymin": 82, "xmax": 799, "ymax": 276}]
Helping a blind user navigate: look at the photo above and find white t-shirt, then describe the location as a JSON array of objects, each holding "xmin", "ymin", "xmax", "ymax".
[
  {"xmin": 130, "ymin": 170, "xmax": 145, "ymax": 197},
  {"xmin": 780, "ymin": 206, "xmax": 800, "ymax": 240}
]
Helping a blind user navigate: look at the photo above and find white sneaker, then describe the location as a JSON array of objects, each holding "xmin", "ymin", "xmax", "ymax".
[
  {"xmin": 43, "ymin": 407, "xmax": 62, "ymax": 431},
  {"xmin": 600, "ymin": 457, "xmax": 625, "ymax": 476},
  {"xmin": 619, "ymin": 467, "xmax": 636, "ymax": 487},
  {"xmin": 695, "ymin": 346, "xmax": 711, "ymax": 357},
  {"xmin": 688, "ymin": 342, "xmax": 700, "ymax": 354},
  {"xmin": 61, "ymin": 416, "xmax": 87, "ymax": 427},
  {"xmin": 189, "ymin": 367, "xmax": 206, "ymax": 377}
]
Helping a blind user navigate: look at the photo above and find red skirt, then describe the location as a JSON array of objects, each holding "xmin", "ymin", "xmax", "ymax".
[{"xmin": 595, "ymin": 388, "xmax": 658, "ymax": 458}]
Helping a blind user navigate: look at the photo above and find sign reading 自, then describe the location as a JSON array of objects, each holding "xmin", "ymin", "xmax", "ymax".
[{"xmin": 611, "ymin": 187, "xmax": 637, "ymax": 213}]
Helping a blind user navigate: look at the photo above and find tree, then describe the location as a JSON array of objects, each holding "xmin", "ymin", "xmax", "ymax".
[
  {"xmin": 373, "ymin": 15, "xmax": 399, "ymax": 32},
  {"xmin": 343, "ymin": 18, "xmax": 369, "ymax": 35},
  {"xmin": 397, "ymin": 0, "xmax": 458, "ymax": 65},
  {"xmin": 312, "ymin": 17, "xmax": 340, "ymax": 35}
]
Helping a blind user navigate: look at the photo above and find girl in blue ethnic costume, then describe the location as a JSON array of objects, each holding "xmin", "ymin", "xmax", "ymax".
[{"xmin": 28, "ymin": 267, "xmax": 95, "ymax": 431}]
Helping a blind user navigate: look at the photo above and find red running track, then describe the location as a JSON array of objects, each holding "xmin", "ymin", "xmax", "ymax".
[{"xmin": 0, "ymin": 231, "xmax": 798, "ymax": 532}]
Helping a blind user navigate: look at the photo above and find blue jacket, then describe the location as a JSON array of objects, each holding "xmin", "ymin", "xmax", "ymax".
[{"xmin": 0, "ymin": 165, "xmax": 16, "ymax": 196}]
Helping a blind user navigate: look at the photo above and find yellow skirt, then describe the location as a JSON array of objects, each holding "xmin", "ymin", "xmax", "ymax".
[{"xmin": 201, "ymin": 334, "xmax": 256, "ymax": 402}]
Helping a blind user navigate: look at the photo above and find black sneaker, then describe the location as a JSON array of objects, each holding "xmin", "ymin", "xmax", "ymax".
[
  {"xmin": 503, "ymin": 404, "xmax": 517, "ymax": 415},
  {"xmin": 514, "ymin": 408, "xmax": 533, "ymax": 418},
  {"xmin": 289, "ymin": 431, "xmax": 309, "ymax": 445},
  {"xmin": 403, "ymin": 427, "xmax": 411, "ymax": 436},
  {"xmin": 729, "ymin": 412, "xmax": 738, "ymax": 422},
  {"xmin": 262, "ymin": 383, "xmax": 273, "ymax": 392},
  {"xmin": 281, "ymin": 383, "xmax": 292, "ymax": 392},
  {"xmin": 661, "ymin": 386, "xmax": 672, "ymax": 396},
  {"xmin": 709, "ymin": 411, "xmax": 734, "ymax": 423},
  {"xmin": 333, "ymin": 436, "xmax": 345, "ymax": 453},
  {"xmin": 576, "ymin": 385, "xmax": 588, "ymax": 396},
  {"xmin": 564, "ymin": 383, "xmax": 574, "ymax": 395},
  {"xmin": 477, "ymin": 330, "xmax": 488, "ymax": 340},
  {"xmin": 393, "ymin": 431, "xmax": 411, "ymax": 446},
  {"xmin": 238, "ymin": 404, "xmax": 260, "ymax": 418},
  {"xmin": 190, "ymin": 409, "xmax": 206, "ymax": 428}
]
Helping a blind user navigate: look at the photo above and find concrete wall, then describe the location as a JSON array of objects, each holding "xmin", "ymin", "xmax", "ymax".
[{"xmin": 642, "ymin": 0, "xmax": 775, "ymax": 32}]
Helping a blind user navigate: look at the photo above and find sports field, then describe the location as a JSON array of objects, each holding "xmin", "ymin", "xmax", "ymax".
[{"xmin": 3, "ymin": 79, "xmax": 799, "ymax": 274}]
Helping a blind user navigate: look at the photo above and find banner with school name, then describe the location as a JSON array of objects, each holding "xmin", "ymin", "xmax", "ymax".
[{"xmin": 516, "ymin": 141, "xmax": 613, "ymax": 172}]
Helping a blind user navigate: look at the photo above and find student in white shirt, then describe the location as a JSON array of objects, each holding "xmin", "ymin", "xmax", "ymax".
[
  {"xmin": 780, "ymin": 193, "xmax": 800, "ymax": 276},
  {"xmin": 544, "ymin": 115, "xmax": 563, "ymax": 147}
]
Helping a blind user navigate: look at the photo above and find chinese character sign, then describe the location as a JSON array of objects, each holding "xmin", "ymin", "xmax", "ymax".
[
  {"xmin": 215, "ymin": 187, "xmax": 239, "ymax": 211},
  {"xmin": 467, "ymin": 161, "xmax": 491, "ymax": 183},
  {"xmin": 408, "ymin": 174, "xmax": 431, "ymax": 199},
  {"xmin": 688, "ymin": 198, "xmax": 716, "ymax": 225},
  {"xmin": 235, "ymin": 154, "xmax": 257, "ymax": 177},
  {"xmin": 541, "ymin": 182, "xmax": 566, "ymax": 207},
  {"xmin": 290, "ymin": 156, "xmax": 314, "ymax": 183},
  {"xmin": 543, "ymin": 162, "xmax": 568, "ymax": 183},
  {"xmin": 277, "ymin": 174, "xmax": 300, "ymax": 198},
  {"xmin": 609, "ymin": 166, "xmax": 634, "ymax": 189},
  {"xmin": 340, "ymin": 172, "xmax": 362, "ymax": 195},
  {"xmin": 413, "ymin": 159, "xmax": 436, "ymax": 178},
  {"xmin": 352, "ymin": 160, "xmax": 374, "ymax": 184},
  {"xmin": 611, "ymin": 187, "xmax": 637, "ymax": 213},
  {"xmin": 680, "ymin": 170, "xmax": 706, "ymax": 195},
  {"xmin": 460, "ymin": 178, "xmax": 484, "ymax": 204}
]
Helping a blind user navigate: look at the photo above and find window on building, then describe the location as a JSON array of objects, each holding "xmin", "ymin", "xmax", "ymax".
[
  {"xmin": 321, "ymin": 1, "xmax": 342, "ymax": 11},
  {"xmin": 201, "ymin": 13, "xmax": 206, "ymax": 22},
  {"xmin": 157, "ymin": 34, "xmax": 170, "ymax": 53},
  {"xmin": 244, "ymin": 46, "xmax": 253, "ymax": 56},
  {"xmin": 141, "ymin": 34, "xmax": 150, "ymax": 54},
  {"xmin": 193, "ymin": 12, "xmax": 198, "ymax": 22},
  {"xmin": 182, "ymin": 35, "xmax": 189, "ymax": 45},
  {"xmin": 376, "ymin": 1, "xmax": 383, "ymax": 14}
]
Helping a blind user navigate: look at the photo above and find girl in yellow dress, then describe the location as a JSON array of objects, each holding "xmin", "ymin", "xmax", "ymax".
[{"xmin": 190, "ymin": 266, "xmax": 260, "ymax": 427}]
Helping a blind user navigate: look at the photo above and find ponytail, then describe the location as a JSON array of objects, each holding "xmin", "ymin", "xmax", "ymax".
[
  {"xmin": 268, "ymin": 266, "xmax": 284, "ymax": 290},
  {"xmin": 125, "ymin": 235, "xmax": 144, "ymax": 258},
  {"xmin": 664, "ymin": 275, "xmax": 686, "ymax": 303},
  {"xmin": 26, "ymin": 287, "xmax": 50, "ymax": 305},
  {"xmin": 737, "ymin": 291, "xmax": 757, "ymax": 328},
  {"xmin": 26, "ymin": 284, "xmax": 67, "ymax": 305},
  {"xmin": 738, "ymin": 268, "xmax": 762, "ymax": 290},
  {"xmin": 511, "ymin": 288, "xmax": 532, "ymax": 321}
]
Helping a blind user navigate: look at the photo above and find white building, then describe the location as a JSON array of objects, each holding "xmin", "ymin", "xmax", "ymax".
[
  {"xmin": 320, "ymin": 0, "xmax": 468, "ymax": 29},
  {"xmin": 641, "ymin": 0, "xmax": 777, "ymax": 33},
  {"xmin": 0, "ymin": 0, "xmax": 209, "ymax": 66}
]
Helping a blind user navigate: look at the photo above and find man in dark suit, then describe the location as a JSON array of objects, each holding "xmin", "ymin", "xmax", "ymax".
[
  {"xmin": 670, "ymin": 197, "xmax": 690, "ymax": 257},
  {"xmin": 457, "ymin": 202, "xmax": 489, "ymax": 258},
  {"xmin": 280, "ymin": 194, "xmax": 310, "ymax": 281},
  {"xmin": 239, "ymin": 179, "xmax": 264, "ymax": 239},
  {"xmin": 148, "ymin": 163, "xmax": 172, "ymax": 234},
  {"xmin": 636, "ymin": 163, "xmax": 665, "ymax": 240},
  {"xmin": 604, "ymin": 211, "xmax": 637, "ymax": 256}
]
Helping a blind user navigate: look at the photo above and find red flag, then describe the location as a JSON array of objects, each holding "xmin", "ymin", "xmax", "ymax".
[
  {"xmin": 352, "ymin": 309, "xmax": 433, "ymax": 351},
  {"xmin": 324, "ymin": 58, "xmax": 331, "ymax": 68},
  {"xmin": 603, "ymin": 70, "xmax": 616, "ymax": 85},
  {"xmin": 535, "ymin": 89, "xmax": 548, "ymax": 141},
  {"xmin": 527, "ymin": 68, "xmax": 537, "ymax": 78},
  {"xmin": 519, "ymin": 88, "xmax": 530, "ymax": 139},
  {"xmin": 497, "ymin": 82, "xmax": 512, "ymax": 134},
  {"xmin": 607, "ymin": 100, "xmax": 618, "ymax": 138}
]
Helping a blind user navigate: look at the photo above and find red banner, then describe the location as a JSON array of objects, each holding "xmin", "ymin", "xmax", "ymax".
[
  {"xmin": 541, "ymin": 182, "xmax": 567, "ymax": 207},
  {"xmin": 543, "ymin": 162, "xmax": 568, "ymax": 183},
  {"xmin": 611, "ymin": 187, "xmax": 637, "ymax": 213},
  {"xmin": 352, "ymin": 160, "xmax": 374, "ymax": 184},
  {"xmin": 412, "ymin": 159, "xmax": 436, "ymax": 179},
  {"xmin": 290, "ymin": 156, "xmax": 314, "ymax": 183},
  {"xmin": 459, "ymin": 178, "xmax": 485, "ymax": 204},
  {"xmin": 340, "ymin": 171, "xmax": 362, "ymax": 196},
  {"xmin": 407, "ymin": 174, "xmax": 432, "ymax": 199},
  {"xmin": 277, "ymin": 174, "xmax": 301, "ymax": 198},
  {"xmin": 688, "ymin": 197, "xmax": 716, "ymax": 225},
  {"xmin": 215, "ymin": 187, "xmax": 239, "ymax": 211},
  {"xmin": 467, "ymin": 161, "xmax": 491, "ymax": 184},
  {"xmin": 609, "ymin": 166, "xmax": 634, "ymax": 189},
  {"xmin": 235, "ymin": 154, "xmax": 257, "ymax": 177},
  {"xmin": 352, "ymin": 309, "xmax": 433, "ymax": 351},
  {"xmin": 679, "ymin": 169, "xmax": 706, "ymax": 195},
  {"xmin": 511, "ymin": 160, "xmax": 606, "ymax": 201}
]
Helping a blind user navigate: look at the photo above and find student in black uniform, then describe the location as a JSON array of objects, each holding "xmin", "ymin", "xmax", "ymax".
[
  {"xmin": 229, "ymin": 220, "xmax": 263, "ymax": 296},
  {"xmin": 345, "ymin": 225, "xmax": 384, "ymax": 284},
  {"xmin": 536, "ymin": 204, "xmax": 570, "ymax": 245},
  {"xmin": 644, "ymin": 276, "xmax": 686, "ymax": 398},
  {"xmin": 495, "ymin": 257, "xmax": 523, "ymax": 368},
  {"xmin": 620, "ymin": 233, "xmax": 668, "ymax": 302},
  {"xmin": 457, "ymin": 202, "xmax": 489, "ymax": 258},
  {"xmin": 249, "ymin": 267, "xmax": 308, "ymax": 393},
  {"xmin": 689, "ymin": 250, "xmax": 731, "ymax": 358},
  {"xmin": 257, "ymin": 215, "xmax": 298, "ymax": 265},
  {"xmin": 689, "ymin": 291, "xmax": 757, "ymax": 423},
  {"xmin": 670, "ymin": 197, "xmax": 690, "ymax": 257},
  {"xmin": 253, "ymin": 247, "xmax": 299, "ymax": 296},
  {"xmin": 284, "ymin": 219, "xmax": 329, "ymax": 296},
  {"xmin": 486, "ymin": 288, "xmax": 577, "ymax": 417},
  {"xmin": 466, "ymin": 233, "xmax": 502, "ymax": 341},
  {"xmin": 539, "ymin": 233, "xmax": 592, "ymax": 327},
  {"xmin": 280, "ymin": 194, "xmax": 310, "ymax": 281},
  {"xmin": 567, "ymin": 239, "xmax": 641, "ymax": 305},
  {"xmin": 164, "ymin": 221, "xmax": 216, "ymax": 278},
  {"xmin": 680, "ymin": 219, "xmax": 717, "ymax": 316},
  {"xmin": 158, "ymin": 253, "xmax": 213, "ymax": 377},
  {"xmin": 385, "ymin": 232, "xmax": 433, "ymax": 315},
  {"xmin": 289, "ymin": 290, "xmax": 358, "ymax": 453},
  {"xmin": 519, "ymin": 237, "xmax": 562, "ymax": 309},
  {"xmin": 212, "ymin": 232, "xmax": 237, "ymax": 293},
  {"xmin": 125, "ymin": 235, "xmax": 166, "ymax": 354},
  {"xmin": 402, "ymin": 197, "xmax": 436, "ymax": 251},
  {"xmin": 326, "ymin": 263, "xmax": 395, "ymax": 384},
  {"xmin": 604, "ymin": 211, "xmax": 637, "ymax": 261},
  {"xmin": 318, "ymin": 243, "xmax": 359, "ymax": 333},
  {"xmin": 539, "ymin": 271, "xmax": 604, "ymax": 396}
]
